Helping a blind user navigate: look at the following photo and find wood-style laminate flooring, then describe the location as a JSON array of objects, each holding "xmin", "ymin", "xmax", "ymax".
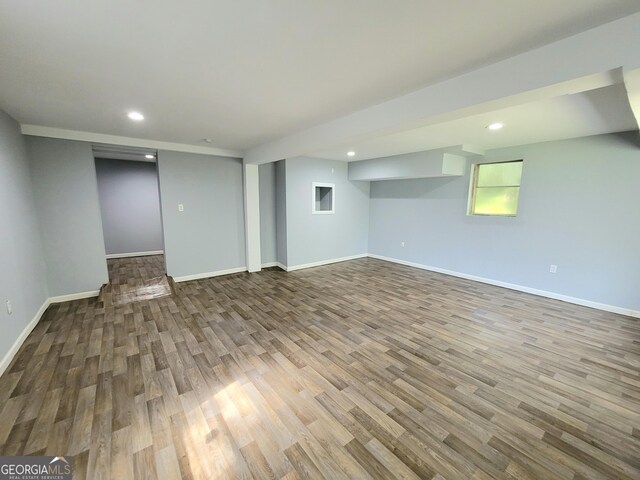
[
  {"xmin": 107, "ymin": 254, "xmax": 166, "ymax": 285},
  {"xmin": 0, "ymin": 258, "xmax": 639, "ymax": 479},
  {"xmin": 102, "ymin": 255, "xmax": 172, "ymax": 306}
]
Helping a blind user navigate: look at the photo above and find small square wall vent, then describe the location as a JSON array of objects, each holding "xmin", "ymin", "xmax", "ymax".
[{"xmin": 312, "ymin": 183, "xmax": 335, "ymax": 214}]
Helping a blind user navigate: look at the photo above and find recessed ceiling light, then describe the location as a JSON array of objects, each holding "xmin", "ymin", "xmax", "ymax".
[
  {"xmin": 487, "ymin": 122, "xmax": 504, "ymax": 130},
  {"xmin": 347, "ymin": 151, "xmax": 356, "ymax": 157},
  {"xmin": 145, "ymin": 154, "xmax": 155, "ymax": 159},
  {"xmin": 127, "ymin": 111, "xmax": 144, "ymax": 121}
]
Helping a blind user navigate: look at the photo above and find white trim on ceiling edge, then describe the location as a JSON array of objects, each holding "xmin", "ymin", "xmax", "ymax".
[
  {"xmin": 368, "ymin": 253, "xmax": 640, "ymax": 319},
  {"xmin": 20, "ymin": 125, "xmax": 242, "ymax": 159},
  {"xmin": 0, "ymin": 289, "xmax": 100, "ymax": 377},
  {"xmin": 106, "ymin": 250, "xmax": 164, "ymax": 259}
]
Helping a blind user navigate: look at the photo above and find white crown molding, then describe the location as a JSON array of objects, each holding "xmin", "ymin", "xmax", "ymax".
[
  {"xmin": 368, "ymin": 253, "xmax": 640, "ymax": 319},
  {"xmin": 20, "ymin": 125, "xmax": 243, "ymax": 159}
]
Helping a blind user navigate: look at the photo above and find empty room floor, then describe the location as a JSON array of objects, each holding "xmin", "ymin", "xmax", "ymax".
[
  {"xmin": 0, "ymin": 258, "xmax": 638, "ymax": 479},
  {"xmin": 101, "ymin": 255, "xmax": 172, "ymax": 306},
  {"xmin": 107, "ymin": 254, "xmax": 166, "ymax": 285}
]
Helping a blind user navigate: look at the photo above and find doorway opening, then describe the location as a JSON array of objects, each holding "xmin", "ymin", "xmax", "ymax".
[{"xmin": 92, "ymin": 144, "xmax": 172, "ymax": 304}]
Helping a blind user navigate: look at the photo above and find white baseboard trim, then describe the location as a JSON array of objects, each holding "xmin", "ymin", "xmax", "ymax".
[
  {"xmin": 286, "ymin": 254, "xmax": 368, "ymax": 272},
  {"xmin": 0, "ymin": 299, "xmax": 50, "ymax": 377},
  {"xmin": 106, "ymin": 250, "xmax": 164, "ymax": 259},
  {"xmin": 368, "ymin": 253, "xmax": 640, "ymax": 319},
  {"xmin": 173, "ymin": 266, "xmax": 247, "ymax": 283},
  {"xmin": 261, "ymin": 262, "xmax": 287, "ymax": 270},
  {"xmin": 49, "ymin": 290, "xmax": 101, "ymax": 303},
  {"xmin": 1, "ymin": 286, "xmax": 106, "ymax": 375},
  {"xmin": 3, "ymin": 253, "xmax": 635, "ymax": 379}
]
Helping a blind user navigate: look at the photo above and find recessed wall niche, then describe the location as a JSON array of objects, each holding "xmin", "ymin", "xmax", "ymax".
[{"xmin": 312, "ymin": 182, "xmax": 335, "ymax": 214}]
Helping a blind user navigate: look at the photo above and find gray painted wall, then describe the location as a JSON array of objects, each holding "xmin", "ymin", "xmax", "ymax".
[
  {"xmin": 275, "ymin": 160, "xmax": 288, "ymax": 267},
  {"xmin": 27, "ymin": 136, "xmax": 108, "ymax": 296},
  {"xmin": 0, "ymin": 111, "xmax": 48, "ymax": 366},
  {"xmin": 285, "ymin": 157, "xmax": 370, "ymax": 266},
  {"xmin": 368, "ymin": 132, "xmax": 640, "ymax": 311},
  {"xmin": 95, "ymin": 158, "xmax": 163, "ymax": 255},
  {"xmin": 259, "ymin": 162, "xmax": 277, "ymax": 265},
  {"xmin": 157, "ymin": 151, "xmax": 246, "ymax": 278}
]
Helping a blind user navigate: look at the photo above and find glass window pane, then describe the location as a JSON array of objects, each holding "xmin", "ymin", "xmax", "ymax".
[
  {"xmin": 473, "ymin": 186, "xmax": 520, "ymax": 215},
  {"xmin": 477, "ymin": 161, "xmax": 522, "ymax": 187}
]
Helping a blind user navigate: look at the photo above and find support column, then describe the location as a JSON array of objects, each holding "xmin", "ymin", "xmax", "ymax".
[{"xmin": 243, "ymin": 162, "xmax": 262, "ymax": 272}]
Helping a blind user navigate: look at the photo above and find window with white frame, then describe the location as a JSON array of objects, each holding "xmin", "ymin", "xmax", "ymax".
[{"xmin": 469, "ymin": 160, "xmax": 523, "ymax": 216}]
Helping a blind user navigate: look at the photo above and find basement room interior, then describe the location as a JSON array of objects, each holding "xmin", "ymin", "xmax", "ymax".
[{"xmin": 1, "ymin": 2, "xmax": 639, "ymax": 479}]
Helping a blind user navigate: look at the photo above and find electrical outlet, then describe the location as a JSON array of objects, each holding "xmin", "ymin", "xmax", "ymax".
[
  {"xmin": 401, "ymin": 242, "xmax": 405, "ymax": 247},
  {"xmin": 178, "ymin": 204, "xmax": 184, "ymax": 212},
  {"xmin": 549, "ymin": 264, "xmax": 557, "ymax": 274},
  {"xmin": 6, "ymin": 300, "xmax": 12, "ymax": 315}
]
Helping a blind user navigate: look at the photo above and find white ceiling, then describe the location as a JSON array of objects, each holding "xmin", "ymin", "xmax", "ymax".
[
  {"xmin": 1, "ymin": 1, "xmax": 639, "ymax": 153},
  {"xmin": 313, "ymin": 84, "xmax": 638, "ymax": 161}
]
